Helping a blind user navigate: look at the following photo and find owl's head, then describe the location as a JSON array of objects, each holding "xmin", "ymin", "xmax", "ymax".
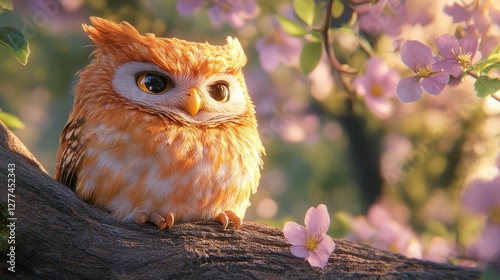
[{"xmin": 77, "ymin": 17, "xmax": 255, "ymax": 125}]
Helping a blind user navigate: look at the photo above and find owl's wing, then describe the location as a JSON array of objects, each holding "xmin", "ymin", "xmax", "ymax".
[{"xmin": 54, "ymin": 118, "xmax": 86, "ymax": 191}]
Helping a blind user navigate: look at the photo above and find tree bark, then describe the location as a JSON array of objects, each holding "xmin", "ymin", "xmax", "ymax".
[{"xmin": 0, "ymin": 121, "xmax": 481, "ymax": 279}]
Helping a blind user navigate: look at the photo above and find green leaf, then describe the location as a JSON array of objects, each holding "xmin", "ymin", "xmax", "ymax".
[
  {"xmin": 474, "ymin": 75, "xmax": 500, "ymax": 98},
  {"xmin": 474, "ymin": 53, "xmax": 500, "ymax": 74},
  {"xmin": 293, "ymin": 0, "xmax": 315, "ymax": 26},
  {"xmin": 482, "ymin": 62, "xmax": 500, "ymax": 74},
  {"xmin": 0, "ymin": 27, "xmax": 30, "ymax": 65},
  {"xmin": 0, "ymin": 112, "xmax": 25, "ymax": 129},
  {"xmin": 300, "ymin": 41, "xmax": 322, "ymax": 75},
  {"xmin": 332, "ymin": 27, "xmax": 375, "ymax": 56},
  {"xmin": 0, "ymin": 0, "xmax": 13, "ymax": 13},
  {"xmin": 276, "ymin": 15, "xmax": 308, "ymax": 37},
  {"xmin": 331, "ymin": 0, "xmax": 345, "ymax": 18},
  {"xmin": 309, "ymin": 32, "xmax": 322, "ymax": 43},
  {"xmin": 425, "ymin": 220, "xmax": 450, "ymax": 238}
]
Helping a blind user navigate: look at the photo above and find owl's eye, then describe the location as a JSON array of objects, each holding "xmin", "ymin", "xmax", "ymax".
[
  {"xmin": 208, "ymin": 82, "xmax": 230, "ymax": 102},
  {"xmin": 136, "ymin": 72, "xmax": 172, "ymax": 94}
]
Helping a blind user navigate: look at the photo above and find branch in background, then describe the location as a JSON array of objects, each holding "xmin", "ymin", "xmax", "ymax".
[{"xmin": 321, "ymin": 0, "xmax": 358, "ymax": 76}]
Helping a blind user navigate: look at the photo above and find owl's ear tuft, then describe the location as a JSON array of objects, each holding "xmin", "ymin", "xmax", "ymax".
[
  {"xmin": 83, "ymin": 17, "xmax": 141, "ymax": 50},
  {"xmin": 225, "ymin": 37, "xmax": 247, "ymax": 66}
]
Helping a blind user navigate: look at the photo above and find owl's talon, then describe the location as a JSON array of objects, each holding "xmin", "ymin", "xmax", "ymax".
[
  {"xmin": 216, "ymin": 212, "xmax": 229, "ymax": 230},
  {"xmin": 148, "ymin": 212, "xmax": 167, "ymax": 230},
  {"xmin": 215, "ymin": 210, "xmax": 242, "ymax": 230},
  {"xmin": 134, "ymin": 211, "xmax": 148, "ymax": 224},
  {"xmin": 165, "ymin": 212, "xmax": 175, "ymax": 229}
]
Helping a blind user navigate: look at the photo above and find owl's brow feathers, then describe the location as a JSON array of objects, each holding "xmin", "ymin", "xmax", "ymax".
[{"xmin": 83, "ymin": 17, "xmax": 247, "ymax": 78}]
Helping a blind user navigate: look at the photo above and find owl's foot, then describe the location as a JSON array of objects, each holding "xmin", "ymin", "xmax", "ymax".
[
  {"xmin": 134, "ymin": 211, "xmax": 174, "ymax": 230},
  {"xmin": 215, "ymin": 210, "xmax": 242, "ymax": 230},
  {"xmin": 148, "ymin": 212, "xmax": 175, "ymax": 230}
]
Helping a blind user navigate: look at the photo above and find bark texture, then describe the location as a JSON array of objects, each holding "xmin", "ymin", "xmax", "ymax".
[{"xmin": 0, "ymin": 121, "xmax": 481, "ymax": 279}]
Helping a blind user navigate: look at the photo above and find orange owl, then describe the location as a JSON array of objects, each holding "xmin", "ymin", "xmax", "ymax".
[{"xmin": 54, "ymin": 17, "xmax": 265, "ymax": 230}]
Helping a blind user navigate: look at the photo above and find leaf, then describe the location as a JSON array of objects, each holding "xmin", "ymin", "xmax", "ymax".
[
  {"xmin": 276, "ymin": 15, "xmax": 308, "ymax": 37},
  {"xmin": 474, "ymin": 75, "xmax": 500, "ymax": 98},
  {"xmin": 0, "ymin": 112, "xmax": 25, "ymax": 129},
  {"xmin": 293, "ymin": 0, "xmax": 315, "ymax": 26},
  {"xmin": 300, "ymin": 41, "xmax": 322, "ymax": 75},
  {"xmin": 474, "ymin": 53, "xmax": 500, "ymax": 74},
  {"xmin": 0, "ymin": 0, "xmax": 13, "ymax": 13},
  {"xmin": 482, "ymin": 62, "xmax": 500, "ymax": 74},
  {"xmin": 333, "ymin": 27, "xmax": 375, "ymax": 56},
  {"xmin": 331, "ymin": 0, "xmax": 345, "ymax": 19},
  {"xmin": 0, "ymin": 26, "xmax": 30, "ymax": 65}
]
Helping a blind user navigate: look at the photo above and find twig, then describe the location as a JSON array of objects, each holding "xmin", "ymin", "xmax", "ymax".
[{"xmin": 321, "ymin": 0, "xmax": 358, "ymax": 75}]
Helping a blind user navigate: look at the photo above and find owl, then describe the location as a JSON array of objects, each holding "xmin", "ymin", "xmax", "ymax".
[{"xmin": 54, "ymin": 17, "xmax": 264, "ymax": 230}]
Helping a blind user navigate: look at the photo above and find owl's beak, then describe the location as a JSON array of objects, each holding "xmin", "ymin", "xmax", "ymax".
[{"xmin": 186, "ymin": 88, "xmax": 201, "ymax": 116}]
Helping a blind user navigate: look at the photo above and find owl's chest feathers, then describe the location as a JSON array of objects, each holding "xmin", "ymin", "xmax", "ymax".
[{"xmin": 78, "ymin": 121, "xmax": 261, "ymax": 220}]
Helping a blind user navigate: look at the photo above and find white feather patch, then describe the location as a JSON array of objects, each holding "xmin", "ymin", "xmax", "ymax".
[{"xmin": 113, "ymin": 62, "xmax": 248, "ymax": 124}]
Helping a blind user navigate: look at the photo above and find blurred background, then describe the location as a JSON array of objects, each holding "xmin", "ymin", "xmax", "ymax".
[{"xmin": 1, "ymin": 0, "xmax": 499, "ymax": 266}]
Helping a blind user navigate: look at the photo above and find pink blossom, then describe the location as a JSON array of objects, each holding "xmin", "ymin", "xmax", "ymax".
[
  {"xmin": 462, "ymin": 171, "xmax": 500, "ymax": 224},
  {"xmin": 346, "ymin": 204, "xmax": 423, "ymax": 259},
  {"xmin": 444, "ymin": 0, "xmax": 492, "ymax": 33},
  {"xmin": 283, "ymin": 204, "xmax": 336, "ymax": 268},
  {"xmin": 466, "ymin": 223, "xmax": 500, "ymax": 265},
  {"xmin": 423, "ymin": 236, "xmax": 457, "ymax": 263},
  {"xmin": 462, "ymin": 157, "xmax": 500, "ymax": 264},
  {"xmin": 396, "ymin": 40, "xmax": 449, "ymax": 103},
  {"xmin": 176, "ymin": 0, "xmax": 259, "ymax": 28},
  {"xmin": 176, "ymin": 0, "xmax": 203, "ymax": 16},
  {"xmin": 355, "ymin": 0, "xmax": 406, "ymax": 36},
  {"xmin": 353, "ymin": 56, "xmax": 399, "ymax": 119},
  {"xmin": 433, "ymin": 34, "xmax": 480, "ymax": 78},
  {"xmin": 255, "ymin": 25, "xmax": 302, "ymax": 72},
  {"xmin": 444, "ymin": 0, "xmax": 500, "ymax": 54}
]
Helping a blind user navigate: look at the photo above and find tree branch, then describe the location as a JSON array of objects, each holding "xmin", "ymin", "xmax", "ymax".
[
  {"xmin": 0, "ymin": 121, "xmax": 481, "ymax": 279},
  {"xmin": 321, "ymin": 0, "xmax": 357, "ymax": 76}
]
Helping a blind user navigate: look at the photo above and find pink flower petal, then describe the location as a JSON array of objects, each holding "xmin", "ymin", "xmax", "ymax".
[
  {"xmin": 364, "ymin": 95, "xmax": 393, "ymax": 119},
  {"xmin": 283, "ymin": 222, "xmax": 306, "ymax": 245},
  {"xmin": 240, "ymin": 0, "xmax": 260, "ymax": 18},
  {"xmin": 207, "ymin": 6, "xmax": 224, "ymax": 26},
  {"xmin": 436, "ymin": 34, "xmax": 459, "ymax": 59},
  {"xmin": 307, "ymin": 250, "xmax": 330, "ymax": 268},
  {"xmin": 257, "ymin": 44, "xmax": 281, "ymax": 72},
  {"xmin": 467, "ymin": 223, "xmax": 500, "ymax": 263},
  {"xmin": 227, "ymin": 13, "xmax": 246, "ymax": 28},
  {"xmin": 462, "ymin": 176, "xmax": 500, "ymax": 215},
  {"xmin": 396, "ymin": 76, "xmax": 422, "ymax": 103},
  {"xmin": 319, "ymin": 233, "xmax": 336, "ymax": 254},
  {"xmin": 305, "ymin": 204, "xmax": 330, "ymax": 235},
  {"xmin": 290, "ymin": 245, "xmax": 309, "ymax": 258},
  {"xmin": 400, "ymin": 40, "xmax": 432, "ymax": 70},
  {"xmin": 348, "ymin": 216, "xmax": 377, "ymax": 241},
  {"xmin": 367, "ymin": 204, "xmax": 393, "ymax": 228},
  {"xmin": 444, "ymin": 2, "xmax": 472, "ymax": 23},
  {"xmin": 176, "ymin": 0, "xmax": 203, "ymax": 16},
  {"xmin": 421, "ymin": 72, "xmax": 449, "ymax": 95},
  {"xmin": 353, "ymin": 75, "xmax": 369, "ymax": 96},
  {"xmin": 459, "ymin": 37, "xmax": 479, "ymax": 58},
  {"xmin": 432, "ymin": 59, "xmax": 463, "ymax": 78}
]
